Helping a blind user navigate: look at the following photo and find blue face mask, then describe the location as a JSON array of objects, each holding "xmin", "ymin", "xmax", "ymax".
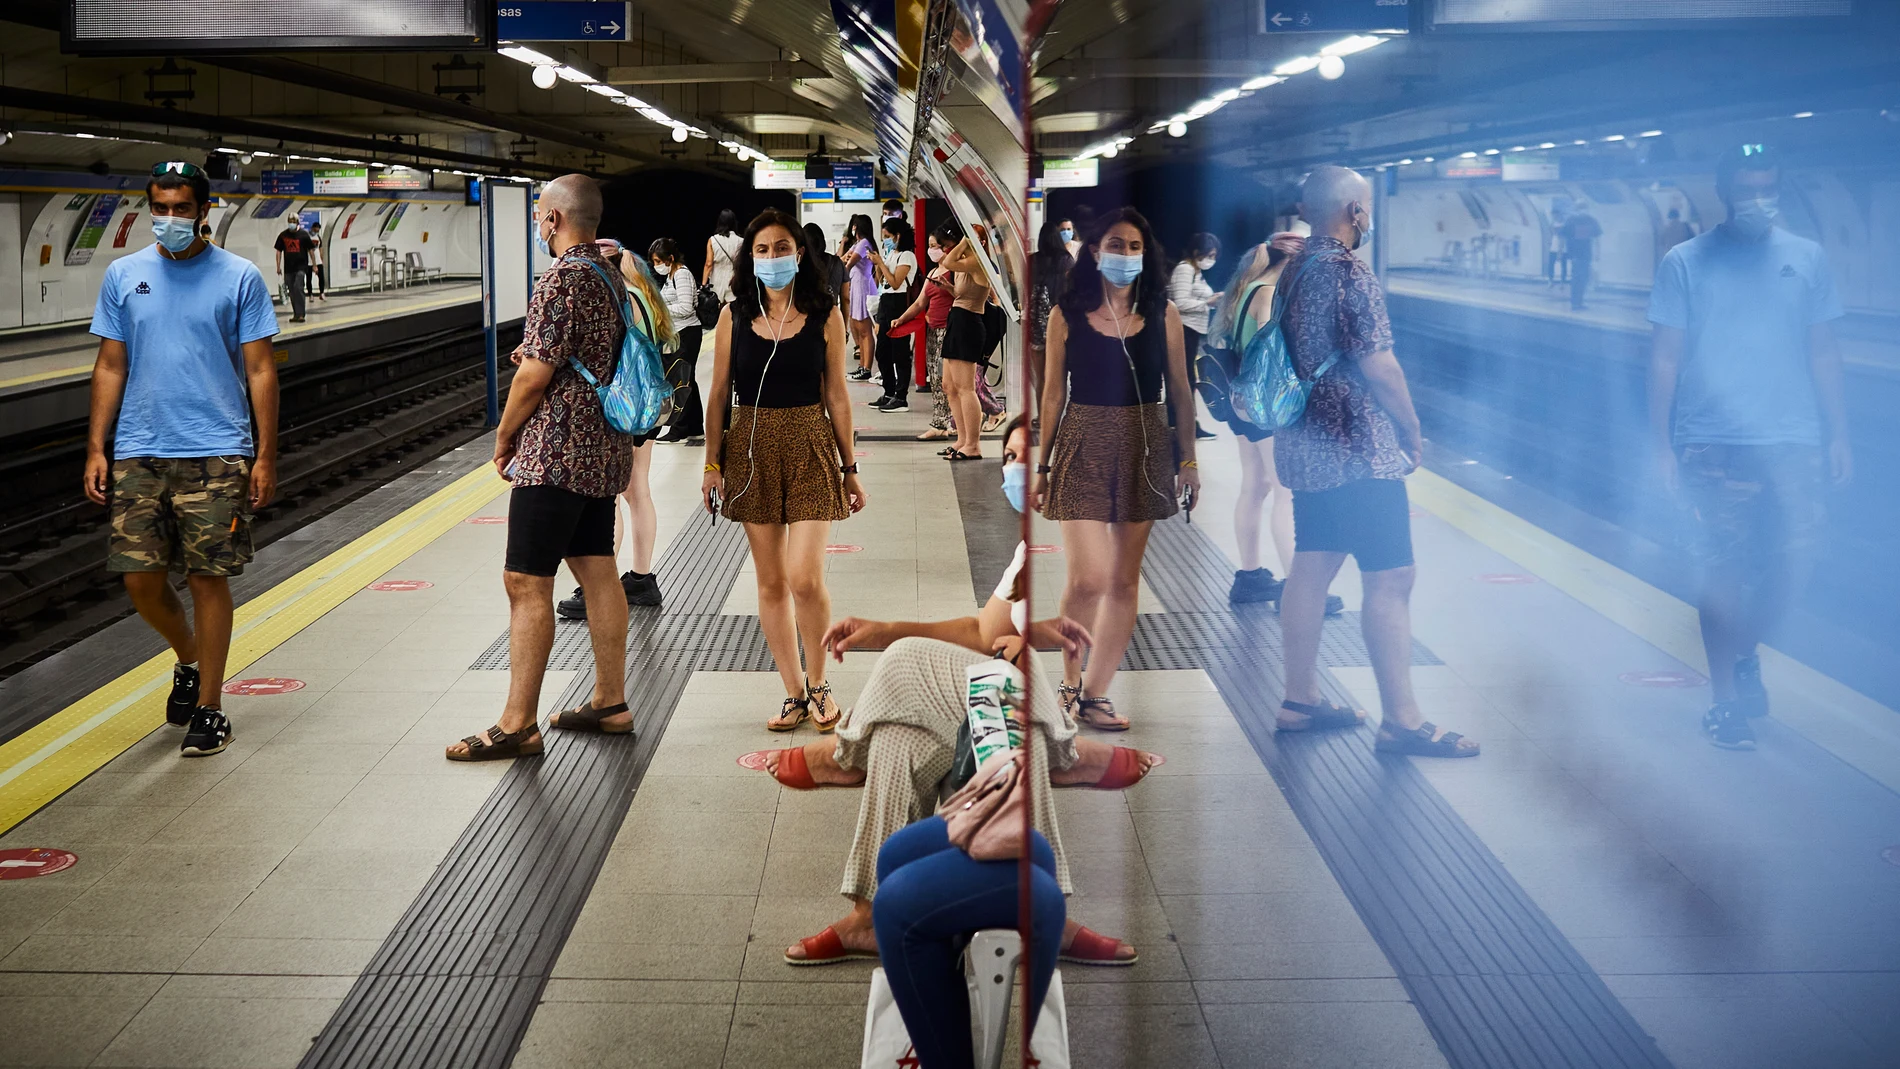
[
  {"xmin": 754, "ymin": 253, "xmax": 798, "ymax": 291},
  {"xmin": 1098, "ymin": 250, "xmax": 1143, "ymax": 287},
  {"xmin": 152, "ymin": 215, "xmax": 198, "ymax": 254},
  {"xmin": 882, "ymin": 238, "xmax": 895, "ymax": 254},
  {"xmin": 534, "ymin": 219, "xmax": 553, "ymax": 258},
  {"xmin": 1059, "ymin": 227, "xmax": 1074, "ymax": 242},
  {"xmin": 1002, "ymin": 462, "xmax": 1027, "ymax": 513}
]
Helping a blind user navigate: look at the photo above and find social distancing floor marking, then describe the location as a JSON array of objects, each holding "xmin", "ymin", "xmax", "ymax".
[
  {"xmin": 0, "ymin": 465, "xmax": 504, "ymax": 835},
  {"xmin": 1410, "ymin": 467, "xmax": 1900, "ymax": 795}
]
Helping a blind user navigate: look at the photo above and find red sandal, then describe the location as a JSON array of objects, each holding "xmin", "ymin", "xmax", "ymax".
[
  {"xmin": 1060, "ymin": 926, "xmax": 1137, "ymax": 967},
  {"xmin": 1090, "ymin": 747, "xmax": 1163, "ymax": 790},
  {"xmin": 784, "ymin": 926, "xmax": 879, "ymax": 966}
]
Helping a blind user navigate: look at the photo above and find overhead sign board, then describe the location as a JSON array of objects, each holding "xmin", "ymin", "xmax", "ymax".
[
  {"xmin": 370, "ymin": 168, "xmax": 428, "ymax": 191},
  {"xmin": 1260, "ymin": 0, "xmax": 1411, "ymax": 33},
  {"xmin": 497, "ymin": 2, "xmax": 633, "ymax": 42},
  {"xmin": 1432, "ymin": 0, "xmax": 1848, "ymax": 29},
  {"xmin": 261, "ymin": 170, "xmax": 314, "ymax": 195},
  {"xmin": 1501, "ymin": 154, "xmax": 1559, "ymax": 182},
  {"xmin": 313, "ymin": 168, "xmax": 370, "ymax": 195},
  {"xmin": 753, "ymin": 159, "xmax": 807, "ymax": 190},
  {"xmin": 1039, "ymin": 158, "xmax": 1099, "ymax": 189},
  {"xmin": 1443, "ymin": 157, "xmax": 1502, "ymax": 179},
  {"xmin": 66, "ymin": 0, "xmax": 495, "ymax": 53},
  {"xmin": 831, "ymin": 162, "xmax": 875, "ymax": 201}
]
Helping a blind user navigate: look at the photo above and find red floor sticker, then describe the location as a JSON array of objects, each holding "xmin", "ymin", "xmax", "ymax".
[
  {"xmin": 1475, "ymin": 573, "xmax": 1539, "ymax": 584},
  {"xmin": 855, "ymin": 450, "xmax": 869, "ymax": 458},
  {"xmin": 1028, "ymin": 545, "xmax": 1063, "ymax": 554},
  {"xmin": 0, "ymin": 848, "xmax": 78, "ymax": 880},
  {"xmin": 464, "ymin": 516, "xmax": 507, "ymax": 524},
  {"xmin": 825, "ymin": 544, "xmax": 863, "ymax": 554},
  {"xmin": 1619, "ymin": 670, "xmax": 1708, "ymax": 688},
  {"xmin": 222, "ymin": 677, "xmax": 307, "ymax": 696},
  {"xmin": 737, "ymin": 750, "xmax": 773, "ymax": 772},
  {"xmin": 368, "ymin": 580, "xmax": 434, "ymax": 591}
]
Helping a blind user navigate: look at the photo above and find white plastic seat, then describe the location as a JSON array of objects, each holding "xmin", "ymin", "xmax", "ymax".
[{"xmin": 964, "ymin": 929, "xmax": 1021, "ymax": 1069}]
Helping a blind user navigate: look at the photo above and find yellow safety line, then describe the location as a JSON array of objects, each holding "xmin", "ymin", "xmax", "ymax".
[
  {"xmin": 0, "ymin": 289, "xmax": 477, "ymax": 392},
  {"xmin": 1410, "ymin": 468, "xmax": 1900, "ymax": 795},
  {"xmin": 0, "ymin": 464, "xmax": 505, "ymax": 835}
]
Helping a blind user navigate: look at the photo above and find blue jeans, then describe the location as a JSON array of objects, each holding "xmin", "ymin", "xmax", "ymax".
[{"xmin": 872, "ymin": 816, "xmax": 1066, "ymax": 1069}]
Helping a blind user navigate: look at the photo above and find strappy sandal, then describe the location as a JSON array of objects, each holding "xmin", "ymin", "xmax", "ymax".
[
  {"xmin": 1057, "ymin": 682, "xmax": 1082, "ymax": 715},
  {"xmin": 549, "ymin": 700, "xmax": 633, "ymax": 734},
  {"xmin": 1088, "ymin": 747, "xmax": 1163, "ymax": 789},
  {"xmin": 1060, "ymin": 926, "xmax": 1138, "ymax": 967},
  {"xmin": 1277, "ymin": 698, "xmax": 1366, "ymax": 733},
  {"xmin": 982, "ymin": 412, "xmax": 1008, "ymax": 433},
  {"xmin": 1074, "ymin": 696, "xmax": 1130, "ymax": 732},
  {"xmin": 807, "ymin": 680, "xmax": 841, "ymax": 733},
  {"xmin": 446, "ymin": 722, "xmax": 543, "ymax": 762},
  {"xmin": 767, "ymin": 696, "xmax": 809, "ymax": 732},
  {"xmin": 1375, "ymin": 720, "xmax": 1480, "ymax": 758},
  {"xmin": 944, "ymin": 449, "xmax": 983, "ymax": 461},
  {"xmin": 785, "ymin": 926, "xmax": 878, "ymax": 966}
]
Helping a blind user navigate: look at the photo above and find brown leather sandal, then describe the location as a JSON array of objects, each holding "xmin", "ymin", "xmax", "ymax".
[
  {"xmin": 446, "ymin": 722, "xmax": 543, "ymax": 762},
  {"xmin": 1075, "ymin": 696, "xmax": 1130, "ymax": 732},
  {"xmin": 549, "ymin": 700, "xmax": 632, "ymax": 734}
]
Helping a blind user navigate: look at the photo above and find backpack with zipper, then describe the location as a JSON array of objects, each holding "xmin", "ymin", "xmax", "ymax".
[
  {"xmin": 572, "ymin": 258, "xmax": 673, "ymax": 436},
  {"xmin": 1229, "ymin": 253, "xmax": 1338, "ymax": 433},
  {"xmin": 1195, "ymin": 278, "xmax": 1272, "ymax": 425}
]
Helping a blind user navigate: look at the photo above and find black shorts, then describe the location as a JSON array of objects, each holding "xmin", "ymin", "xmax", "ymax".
[
  {"xmin": 942, "ymin": 307, "xmax": 987, "ymax": 364},
  {"xmin": 1292, "ymin": 478, "xmax": 1413, "ymax": 572},
  {"xmin": 505, "ymin": 484, "xmax": 617, "ymax": 577}
]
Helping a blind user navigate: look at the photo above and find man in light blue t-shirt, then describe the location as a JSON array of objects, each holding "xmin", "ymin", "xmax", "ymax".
[
  {"xmin": 84, "ymin": 161, "xmax": 280, "ymax": 758},
  {"xmin": 1647, "ymin": 144, "xmax": 1850, "ymax": 753}
]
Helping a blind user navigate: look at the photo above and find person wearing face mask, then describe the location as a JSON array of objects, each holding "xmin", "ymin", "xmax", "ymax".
[
  {"xmin": 1032, "ymin": 207, "xmax": 1199, "ymax": 732},
  {"xmin": 867, "ymin": 218, "xmax": 918, "ymax": 412},
  {"xmin": 1561, "ymin": 205, "xmax": 1603, "ymax": 311},
  {"xmin": 1028, "ymin": 218, "xmax": 1075, "ymax": 417},
  {"xmin": 83, "ymin": 162, "xmax": 280, "ymax": 758},
  {"xmin": 1168, "ymin": 232, "xmax": 1222, "ymax": 441},
  {"xmin": 703, "ymin": 210, "xmax": 866, "ymax": 733},
  {"xmin": 1648, "ymin": 143, "xmax": 1849, "ymax": 753},
  {"xmin": 647, "ymin": 237, "xmax": 704, "ymax": 443},
  {"xmin": 1059, "ymin": 218, "xmax": 1079, "ymax": 260},
  {"xmin": 1271, "ymin": 166, "xmax": 1478, "ymax": 758},
  {"xmin": 751, "ymin": 416, "xmax": 1159, "ymax": 973},
  {"xmin": 894, "ymin": 226, "xmax": 960, "ymax": 442},
  {"xmin": 272, "ymin": 213, "xmax": 314, "ymax": 323}
]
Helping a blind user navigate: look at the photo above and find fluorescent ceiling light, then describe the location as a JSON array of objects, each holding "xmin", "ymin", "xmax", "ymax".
[
  {"xmin": 584, "ymin": 83, "xmax": 624, "ymax": 98},
  {"xmin": 1482, "ymin": 148, "xmax": 1500, "ymax": 155},
  {"xmin": 498, "ymin": 46, "xmax": 555, "ymax": 66},
  {"xmin": 1792, "ymin": 111, "xmax": 1814, "ymax": 118},
  {"xmin": 1538, "ymin": 142, "xmax": 1556, "ymax": 149},
  {"xmin": 1273, "ymin": 55, "xmax": 1320, "ymax": 76},
  {"xmin": 1459, "ymin": 151, "xmax": 1477, "ymax": 158},
  {"xmin": 1602, "ymin": 134, "xmax": 1625, "ymax": 141},
  {"xmin": 1420, "ymin": 156, "xmax": 1434, "ymax": 162},
  {"xmin": 1639, "ymin": 130, "xmax": 1663, "ymax": 137},
  {"xmin": 1509, "ymin": 146, "xmax": 1526, "ymax": 152},
  {"xmin": 1573, "ymin": 139, "xmax": 1587, "ymax": 145},
  {"xmin": 1214, "ymin": 88, "xmax": 1241, "ymax": 103},
  {"xmin": 618, "ymin": 95, "xmax": 651, "ymax": 109},
  {"xmin": 1398, "ymin": 158, "xmax": 1413, "ymax": 165},
  {"xmin": 1321, "ymin": 35, "xmax": 1386, "ymax": 57},
  {"xmin": 555, "ymin": 66, "xmax": 596, "ymax": 84},
  {"xmin": 1240, "ymin": 75, "xmax": 1284, "ymax": 91}
]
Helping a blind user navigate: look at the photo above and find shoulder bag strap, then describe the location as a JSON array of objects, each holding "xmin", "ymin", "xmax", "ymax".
[
  {"xmin": 577, "ymin": 257, "xmax": 636, "ymax": 387},
  {"xmin": 1274, "ymin": 252, "xmax": 1341, "ymax": 384}
]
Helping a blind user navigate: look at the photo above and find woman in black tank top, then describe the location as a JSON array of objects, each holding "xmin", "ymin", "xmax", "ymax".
[
  {"xmin": 1031, "ymin": 207, "xmax": 1199, "ymax": 732},
  {"xmin": 702, "ymin": 211, "xmax": 867, "ymax": 732}
]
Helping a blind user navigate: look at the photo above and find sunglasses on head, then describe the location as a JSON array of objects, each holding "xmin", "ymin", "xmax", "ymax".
[{"xmin": 151, "ymin": 161, "xmax": 206, "ymax": 178}]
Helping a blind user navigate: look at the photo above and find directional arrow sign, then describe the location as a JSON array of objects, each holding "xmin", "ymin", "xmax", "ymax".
[
  {"xmin": 498, "ymin": 2, "xmax": 634, "ymax": 43},
  {"xmin": 1259, "ymin": 1, "xmax": 1410, "ymax": 34}
]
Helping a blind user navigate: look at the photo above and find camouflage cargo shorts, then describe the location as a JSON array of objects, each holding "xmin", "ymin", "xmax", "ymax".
[
  {"xmin": 108, "ymin": 456, "xmax": 255, "ymax": 576},
  {"xmin": 1676, "ymin": 443, "xmax": 1825, "ymax": 572}
]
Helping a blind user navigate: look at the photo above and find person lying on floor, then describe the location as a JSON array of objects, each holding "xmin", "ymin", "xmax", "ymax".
[{"xmin": 745, "ymin": 416, "xmax": 1162, "ymax": 967}]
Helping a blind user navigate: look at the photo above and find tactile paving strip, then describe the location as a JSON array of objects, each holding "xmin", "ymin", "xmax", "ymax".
[
  {"xmin": 300, "ymin": 518, "xmax": 753, "ymax": 1069},
  {"xmin": 1123, "ymin": 610, "xmax": 1442, "ymax": 671},
  {"xmin": 1141, "ymin": 516, "xmax": 1674, "ymax": 1069}
]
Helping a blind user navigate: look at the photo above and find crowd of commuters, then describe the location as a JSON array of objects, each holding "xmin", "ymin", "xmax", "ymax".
[{"xmin": 83, "ymin": 147, "xmax": 1827, "ymax": 1065}]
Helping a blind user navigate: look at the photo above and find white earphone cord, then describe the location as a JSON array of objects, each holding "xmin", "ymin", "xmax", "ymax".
[
  {"xmin": 1104, "ymin": 279, "xmax": 1172, "ymax": 504},
  {"xmin": 726, "ymin": 273, "xmax": 797, "ymax": 510}
]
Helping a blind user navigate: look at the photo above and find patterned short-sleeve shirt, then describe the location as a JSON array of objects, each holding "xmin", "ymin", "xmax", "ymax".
[
  {"xmin": 1272, "ymin": 236, "xmax": 1411, "ymax": 492},
  {"xmin": 510, "ymin": 242, "xmax": 633, "ymax": 499}
]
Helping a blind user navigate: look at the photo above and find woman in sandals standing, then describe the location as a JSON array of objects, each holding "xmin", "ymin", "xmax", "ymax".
[
  {"xmin": 703, "ymin": 210, "xmax": 868, "ymax": 732},
  {"xmin": 1031, "ymin": 207, "xmax": 1199, "ymax": 732},
  {"xmin": 936, "ymin": 227, "xmax": 995, "ymax": 461}
]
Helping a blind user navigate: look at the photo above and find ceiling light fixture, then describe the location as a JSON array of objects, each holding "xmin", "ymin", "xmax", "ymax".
[
  {"xmin": 1240, "ymin": 74, "xmax": 1284, "ymax": 91},
  {"xmin": 531, "ymin": 65, "xmax": 558, "ymax": 90},
  {"xmin": 1168, "ymin": 121, "xmax": 1187, "ymax": 138},
  {"xmin": 1316, "ymin": 55, "xmax": 1345, "ymax": 79},
  {"xmin": 672, "ymin": 126, "xmax": 689, "ymax": 143},
  {"xmin": 1321, "ymin": 35, "xmax": 1388, "ymax": 57},
  {"xmin": 1274, "ymin": 55, "xmax": 1320, "ymax": 76},
  {"xmin": 1792, "ymin": 111, "xmax": 1814, "ymax": 119}
]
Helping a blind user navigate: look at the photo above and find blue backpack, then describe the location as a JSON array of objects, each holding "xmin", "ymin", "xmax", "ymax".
[
  {"xmin": 569, "ymin": 259, "xmax": 673, "ymax": 436},
  {"xmin": 1229, "ymin": 253, "xmax": 1337, "ymax": 433}
]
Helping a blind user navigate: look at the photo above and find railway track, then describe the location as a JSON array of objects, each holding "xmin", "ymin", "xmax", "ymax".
[{"xmin": 0, "ymin": 323, "xmax": 519, "ymax": 676}]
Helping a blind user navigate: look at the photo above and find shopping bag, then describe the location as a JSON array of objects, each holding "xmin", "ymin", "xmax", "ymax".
[{"xmin": 859, "ymin": 968, "xmax": 1072, "ymax": 1069}]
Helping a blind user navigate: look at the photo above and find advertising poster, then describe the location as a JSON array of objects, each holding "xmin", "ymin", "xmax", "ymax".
[
  {"xmin": 65, "ymin": 194, "xmax": 122, "ymax": 266},
  {"xmin": 380, "ymin": 201, "xmax": 409, "ymax": 238}
]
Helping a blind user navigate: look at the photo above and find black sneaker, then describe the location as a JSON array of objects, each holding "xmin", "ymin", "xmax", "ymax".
[
  {"xmin": 623, "ymin": 571, "xmax": 662, "ymax": 607},
  {"xmin": 1229, "ymin": 568, "xmax": 1283, "ymax": 605},
  {"xmin": 866, "ymin": 394, "xmax": 892, "ymax": 408},
  {"xmin": 557, "ymin": 585, "xmax": 587, "ymax": 620},
  {"xmin": 167, "ymin": 663, "xmax": 200, "ymax": 726},
  {"xmin": 1702, "ymin": 701, "xmax": 1756, "ymax": 751},
  {"xmin": 1194, "ymin": 423, "xmax": 1217, "ymax": 440},
  {"xmin": 1733, "ymin": 654, "xmax": 1769, "ymax": 719},
  {"xmin": 879, "ymin": 397, "xmax": 910, "ymax": 412},
  {"xmin": 849, "ymin": 367, "xmax": 874, "ymax": 382},
  {"xmin": 180, "ymin": 707, "xmax": 233, "ymax": 757}
]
